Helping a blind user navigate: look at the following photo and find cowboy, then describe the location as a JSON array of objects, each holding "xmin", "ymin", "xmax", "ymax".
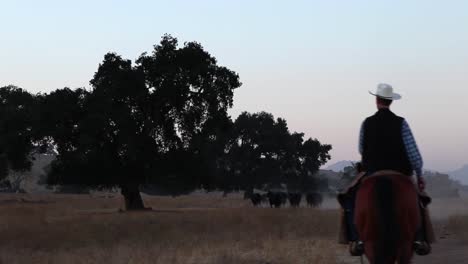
[{"xmin": 340, "ymin": 83, "xmax": 432, "ymax": 256}]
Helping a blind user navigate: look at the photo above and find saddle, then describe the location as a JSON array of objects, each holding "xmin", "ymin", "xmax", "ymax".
[{"xmin": 337, "ymin": 170, "xmax": 432, "ymax": 208}]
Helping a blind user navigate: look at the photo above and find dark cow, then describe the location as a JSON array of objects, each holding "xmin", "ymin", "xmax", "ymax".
[
  {"xmin": 267, "ymin": 191, "xmax": 288, "ymax": 208},
  {"xmin": 261, "ymin": 193, "xmax": 269, "ymax": 205},
  {"xmin": 243, "ymin": 191, "xmax": 251, "ymax": 200},
  {"xmin": 306, "ymin": 192, "xmax": 323, "ymax": 207},
  {"xmin": 280, "ymin": 193, "xmax": 288, "ymax": 206},
  {"xmin": 250, "ymin": 193, "xmax": 263, "ymax": 206},
  {"xmin": 288, "ymin": 192, "xmax": 302, "ymax": 207}
]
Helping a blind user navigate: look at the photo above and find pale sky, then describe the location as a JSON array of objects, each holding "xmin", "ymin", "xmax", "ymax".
[{"xmin": 1, "ymin": 0, "xmax": 468, "ymax": 172}]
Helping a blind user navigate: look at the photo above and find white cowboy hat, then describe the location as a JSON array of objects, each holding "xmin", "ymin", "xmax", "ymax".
[{"xmin": 369, "ymin": 83, "xmax": 401, "ymax": 100}]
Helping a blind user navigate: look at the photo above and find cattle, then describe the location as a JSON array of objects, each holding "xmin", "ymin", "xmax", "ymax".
[
  {"xmin": 288, "ymin": 192, "xmax": 302, "ymax": 207},
  {"xmin": 306, "ymin": 192, "xmax": 323, "ymax": 207},
  {"xmin": 261, "ymin": 193, "xmax": 269, "ymax": 205},
  {"xmin": 245, "ymin": 191, "xmax": 269, "ymax": 207},
  {"xmin": 267, "ymin": 191, "xmax": 288, "ymax": 208},
  {"xmin": 250, "ymin": 193, "xmax": 263, "ymax": 206}
]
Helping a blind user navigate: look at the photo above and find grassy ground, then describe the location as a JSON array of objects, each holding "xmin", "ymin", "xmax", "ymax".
[
  {"xmin": 0, "ymin": 193, "xmax": 343, "ymax": 264},
  {"xmin": 429, "ymin": 197, "xmax": 468, "ymax": 243},
  {"xmin": 447, "ymin": 214, "xmax": 468, "ymax": 243},
  {"xmin": 1, "ymin": 193, "xmax": 467, "ymax": 264}
]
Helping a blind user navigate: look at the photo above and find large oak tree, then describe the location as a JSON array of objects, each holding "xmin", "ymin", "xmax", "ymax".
[{"xmin": 45, "ymin": 35, "xmax": 241, "ymax": 209}]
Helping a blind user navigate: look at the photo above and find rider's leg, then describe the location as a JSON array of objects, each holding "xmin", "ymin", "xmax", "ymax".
[
  {"xmin": 415, "ymin": 227, "xmax": 425, "ymax": 241},
  {"xmin": 414, "ymin": 201, "xmax": 431, "ymax": 255},
  {"xmin": 344, "ymin": 193, "xmax": 359, "ymax": 241},
  {"xmin": 344, "ymin": 190, "xmax": 364, "ymax": 256}
]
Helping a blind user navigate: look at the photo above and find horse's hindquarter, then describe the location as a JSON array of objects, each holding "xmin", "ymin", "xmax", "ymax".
[
  {"xmin": 393, "ymin": 176, "xmax": 421, "ymax": 241},
  {"xmin": 355, "ymin": 173, "xmax": 420, "ymax": 263},
  {"xmin": 354, "ymin": 177, "xmax": 376, "ymax": 240},
  {"xmin": 355, "ymin": 174, "xmax": 420, "ymax": 240}
]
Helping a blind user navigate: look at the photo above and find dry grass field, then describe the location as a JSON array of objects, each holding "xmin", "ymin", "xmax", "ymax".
[
  {"xmin": 0, "ymin": 193, "xmax": 348, "ymax": 264},
  {"xmin": 448, "ymin": 214, "xmax": 468, "ymax": 243},
  {"xmin": 1, "ymin": 193, "xmax": 467, "ymax": 264},
  {"xmin": 426, "ymin": 197, "xmax": 468, "ymax": 244}
]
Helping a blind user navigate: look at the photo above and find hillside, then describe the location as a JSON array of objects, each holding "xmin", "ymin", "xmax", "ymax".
[
  {"xmin": 325, "ymin": 160, "xmax": 354, "ymax": 172},
  {"xmin": 321, "ymin": 167, "xmax": 467, "ymax": 199},
  {"xmin": 448, "ymin": 165, "xmax": 468, "ymax": 185}
]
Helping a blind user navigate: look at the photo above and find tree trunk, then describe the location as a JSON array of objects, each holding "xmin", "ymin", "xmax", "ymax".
[{"xmin": 120, "ymin": 183, "xmax": 148, "ymax": 211}]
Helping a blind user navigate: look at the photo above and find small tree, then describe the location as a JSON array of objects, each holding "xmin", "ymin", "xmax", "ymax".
[
  {"xmin": 338, "ymin": 163, "xmax": 362, "ymax": 191},
  {"xmin": 0, "ymin": 86, "xmax": 38, "ymax": 188},
  {"xmin": 224, "ymin": 112, "xmax": 332, "ymax": 196}
]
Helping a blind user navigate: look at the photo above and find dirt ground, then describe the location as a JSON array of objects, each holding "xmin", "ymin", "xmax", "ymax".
[
  {"xmin": 338, "ymin": 198, "xmax": 468, "ymax": 264},
  {"xmin": 0, "ymin": 193, "xmax": 467, "ymax": 264}
]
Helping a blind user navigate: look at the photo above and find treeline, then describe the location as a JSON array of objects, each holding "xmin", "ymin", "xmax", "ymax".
[
  {"xmin": 0, "ymin": 35, "xmax": 331, "ymax": 210},
  {"xmin": 423, "ymin": 171, "xmax": 465, "ymax": 198}
]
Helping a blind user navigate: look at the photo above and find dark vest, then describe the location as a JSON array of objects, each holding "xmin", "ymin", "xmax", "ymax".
[{"xmin": 362, "ymin": 109, "xmax": 412, "ymax": 175}]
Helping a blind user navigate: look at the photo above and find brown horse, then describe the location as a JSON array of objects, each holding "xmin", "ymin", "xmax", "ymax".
[{"xmin": 355, "ymin": 171, "xmax": 420, "ymax": 264}]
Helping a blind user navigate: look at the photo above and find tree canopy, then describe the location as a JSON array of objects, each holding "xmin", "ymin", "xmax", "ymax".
[
  {"xmin": 0, "ymin": 35, "xmax": 332, "ymax": 209},
  {"xmin": 0, "ymin": 86, "xmax": 38, "ymax": 180},
  {"xmin": 224, "ymin": 112, "xmax": 332, "ymax": 193},
  {"xmin": 42, "ymin": 35, "xmax": 241, "ymax": 208}
]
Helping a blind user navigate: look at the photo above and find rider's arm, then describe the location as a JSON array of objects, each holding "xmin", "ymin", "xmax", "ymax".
[
  {"xmin": 359, "ymin": 122, "xmax": 364, "ymax": 155},
  {"xmin": 401, "ymin": 120, "xmax": 423, "ymax": 177}
]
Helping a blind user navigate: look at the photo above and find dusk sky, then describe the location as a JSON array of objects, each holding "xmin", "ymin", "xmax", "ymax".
[{"xmin": 1, "ymin": 0, "xmax": 468, "ymax": 172}]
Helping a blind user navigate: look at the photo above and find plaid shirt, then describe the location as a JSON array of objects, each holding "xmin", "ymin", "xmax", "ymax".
[{"xmin": 359, "ymin": 120, "xmax": 423, "ymax": 176}]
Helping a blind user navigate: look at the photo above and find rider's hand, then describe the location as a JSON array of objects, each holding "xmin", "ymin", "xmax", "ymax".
[{"xmin": 417, "ymin": 176, "xmax": 425, "ymax": 191}]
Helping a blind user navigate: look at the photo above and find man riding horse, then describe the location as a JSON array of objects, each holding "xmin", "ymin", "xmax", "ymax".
[{"xmin": 339, "ymin": 83, "xmax": 433, "ymax": 257}]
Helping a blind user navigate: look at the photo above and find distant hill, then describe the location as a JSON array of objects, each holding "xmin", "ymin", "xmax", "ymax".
[
  {"xmin": 325, "ymin": 160, "xmax": 355, "ymax": 172},
  {"xmin": 447, "ymin": 165, "xmax": 468, "ymax": 185}
]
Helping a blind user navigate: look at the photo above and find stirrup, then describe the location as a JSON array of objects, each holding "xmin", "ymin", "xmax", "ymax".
[
  {"xmin": 349, "ymin": 241, "xmax": 364, "ymax": 256},
  {"xmin": 414, "ymin": 241, "xmax": 431, "ymax": 256}
]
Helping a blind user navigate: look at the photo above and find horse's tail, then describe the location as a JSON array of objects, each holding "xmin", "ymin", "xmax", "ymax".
[{"xmin": 374, "ymin": 176, "xmax": 399, "ymax": 262}]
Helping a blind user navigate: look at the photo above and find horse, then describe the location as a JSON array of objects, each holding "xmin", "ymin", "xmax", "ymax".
[{"xmin": 354, "ymin": 171, "xmax": 420, "ymax": 264}]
